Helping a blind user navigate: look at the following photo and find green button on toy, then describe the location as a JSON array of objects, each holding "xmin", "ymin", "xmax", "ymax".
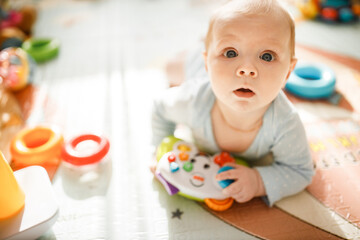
[
  {"xmin": 22, "ymin": 38, "xmax": 60, "ymax": 63},
  {"xmin": 183, "ymin": 162, "xmax": 193, "ymax": 172}
]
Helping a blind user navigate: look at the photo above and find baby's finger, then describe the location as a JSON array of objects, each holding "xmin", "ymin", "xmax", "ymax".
[
  {"xmin": 223, "ymin": 162, "xmax": 238, "ymax": 168},
  {"xmin": 223, "ymin": 181, "xmax": 242, "ymax": 195},
  {"xmin": 233, "ymin": 192, "xmax": 252, "ymax": 203},
  {"xmin": 215, "ymin": 169, "xmax": 237, "ymax": 181}
]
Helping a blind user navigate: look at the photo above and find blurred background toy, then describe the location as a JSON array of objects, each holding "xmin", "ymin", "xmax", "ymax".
[
  {"xmin": 0, "ymin": 151, "xmax": 59, "ymax": 240},
  {"xmin": 0, "ymin": 27, "xmax": 26, "ymax": 50},
  {"xmin": 285, "ymin": 61, "xmax": 336, "ymax": 99},
  {"xmin": 22, "ymin": 38, "xmax": 60, "ymax": 63},
  {"xmin": 0, "ymin": 84, "xmax": 24, "ymax": 162},
  {"xmin": 61, "ymin": 134, "xmax": 110, "ymax": 167},
  {"xmin": 0, "ymin": 85, "xmax": 23, "ymax": 128},
  {"xmin": 297, "ymin": 0, "xmax": 360, "ymax": 22},
  {"xmin": 0, "ymin": 3, "xmax": 37, "ymax": 49},
  {"xmin": 10, "ymin": 125, "xmax": 64, "ymax": 179},
  {"xmin": 0, "ymin": 47, "xmax": 35, "ymax": 92},
  {"xmin": 0, "ymin": 152, "xmax": 25, "ymax": 222}
]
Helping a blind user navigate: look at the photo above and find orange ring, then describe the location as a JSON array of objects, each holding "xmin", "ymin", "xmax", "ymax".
[
  {"xmin": 204, "ymin": 198, "xmax": 234, "ymax": 211},
  {"xmin": 61, "ymin": 134, "xmax": 110, "ymax": 166},
  {"xmin": 10, "ymin": 125, "xmax": 64, "ymax": 165}
]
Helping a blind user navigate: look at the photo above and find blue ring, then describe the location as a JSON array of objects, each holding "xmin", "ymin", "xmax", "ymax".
[{"xmin": 285, "ymin": 62, "xmax": 336, "ymax": 99}]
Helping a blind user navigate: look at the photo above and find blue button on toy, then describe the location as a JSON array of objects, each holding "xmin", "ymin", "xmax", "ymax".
[
  {"xmin": 170, "ymin": 162, "xmax": 179, "ymax": 172},
  {"xmin": 217, "ymin": 166, "xmax": 235, "ymax": 188}
]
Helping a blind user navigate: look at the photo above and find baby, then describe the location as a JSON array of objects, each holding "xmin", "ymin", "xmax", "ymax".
[{"xmin": 152, "ymin": 0, "xmax": 314, "ymax": 206}]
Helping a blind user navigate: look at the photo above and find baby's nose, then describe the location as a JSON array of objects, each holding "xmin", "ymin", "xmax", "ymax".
[{"xmin": 237, "ymin": 65, "xmax": 257, "ymax": 78}]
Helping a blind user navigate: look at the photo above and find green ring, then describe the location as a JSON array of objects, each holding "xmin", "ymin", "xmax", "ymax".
[{"xmin": 22, "ymin": 38, "xmax": 60, "ymax": 63}]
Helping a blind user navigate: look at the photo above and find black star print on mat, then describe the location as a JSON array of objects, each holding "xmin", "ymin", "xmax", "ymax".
[{"xmin": 172, "ymin": 208, "xmax": 183, "ymax": 219}]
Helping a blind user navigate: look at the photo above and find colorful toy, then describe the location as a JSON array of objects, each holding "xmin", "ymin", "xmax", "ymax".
[
  {"xmin": 0, "ymin": 9, "xmax": 22, "ymax": 29},
  {"xmin": 61, "ymin": 134, "xmax": 110, "ymax": 166},
  {"xmin": 0, "ymin": 5, "xmax": 37, "ymax": 48},
  {"xmin": 0, "ymin": 47, "xmax": 35, "ymax": 91},
  {"xmin": 0, "ymin": 85, "xmax": 23, "ymax": 130},
  {"xmin": 353, "ymin": 1, "xmax": 360, "ymax": 15},
  {"xmin": 297, "ymin": 0, "xmax": 320, "ymax": 19},
  {"xmin": 22, "ymin": 38, "xmax": 60, "ymax": 63},
  {"xmin": 155, "ymin": 136, "xmax": 248, "ymax": 211},
  {"xmin": 0, "ymin": 27, "xmax": 26, "ymax": 50},
  {"xmin": 285, "ymin": 61, "xmax": 336, "ymax": 99},
  {"xmin": 0, "ymin": 151, "xmax": 59, "ymax": 240},
  {"xmin": 297, "ymin": 0, "xmax": 359, "ymax": 22},
  {"xmin": 0, "ymin": 152, "xmax": 25, "ymax": 221},
  {"xmin": 16, "ymin": 5, "xmax": 38, "ymax": 36},
  {"xmin": 10, "ymin": 125, "xmax": 64, "ymax": 176}
]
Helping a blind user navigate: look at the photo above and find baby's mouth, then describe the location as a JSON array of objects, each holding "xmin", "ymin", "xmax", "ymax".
[{"xmin": 233, "ymin": 88, "xmax": 255, "ymax": 98}]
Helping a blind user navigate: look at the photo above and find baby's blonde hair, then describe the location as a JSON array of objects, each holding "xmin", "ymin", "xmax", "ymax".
[{"xmin": 204, "ymin": 0, "xmax": 296, "ymax": 59}]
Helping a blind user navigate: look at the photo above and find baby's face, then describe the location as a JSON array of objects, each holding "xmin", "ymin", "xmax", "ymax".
[{"xmin": 204, "ymin": 13, "xmax": 296, "ymax": 113}]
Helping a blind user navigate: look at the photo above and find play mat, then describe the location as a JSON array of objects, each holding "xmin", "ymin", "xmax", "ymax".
[{"xmin": 1, "ymin": 0, "xmax": 360, "ymax": 238}]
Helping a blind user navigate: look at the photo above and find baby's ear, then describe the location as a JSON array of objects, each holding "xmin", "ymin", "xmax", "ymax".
[
  {"xmin": 285, "ymin": 58, "xmax": 297, "ymax": 80},
  {"xmin": 203, "ymin": 51, "xmax": 208, "ymax": 72}
]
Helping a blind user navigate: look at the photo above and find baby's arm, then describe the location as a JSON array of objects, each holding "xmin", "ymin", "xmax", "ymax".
[
  {"xmin": 216, "ymin": 163, "xmax": 266, "ymax": 203},
  {"xmin": 150, "ymin": 91, "xmax": 180, "ymax": 172},
  {"xmin": 216, "ymin": 113, "xmax": 314, "ymax": 206},
  {"xmin": 255, "ymin": 113, "xmax": 314, "ymax": 206},
  {"xmin": 152, "ymin": 88, "xmax": 185, "ymax": 147}
]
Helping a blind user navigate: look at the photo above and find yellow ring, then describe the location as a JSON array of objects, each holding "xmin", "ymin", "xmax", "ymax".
[{"xmin": 10, "ymin": 125, "xmax": 64, "ymax": 165}]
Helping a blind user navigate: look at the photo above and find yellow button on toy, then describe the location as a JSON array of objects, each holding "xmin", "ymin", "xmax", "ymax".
[{"xmin": 177, "ymin": 144, "xmax": 191, "ymax": 152}]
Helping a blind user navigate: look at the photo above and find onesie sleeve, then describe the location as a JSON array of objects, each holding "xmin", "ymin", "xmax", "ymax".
[
  {"xmin": 255, "ymin": 112, "xmax": 315, "ymax": 206},
  {"xmin": 151, "ymin": 83, "xmax": 194, "ymax": 147}
]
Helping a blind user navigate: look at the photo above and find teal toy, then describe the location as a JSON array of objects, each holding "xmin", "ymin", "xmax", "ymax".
[{"xmin": 285, "ymin": 61, "xmax": 336, "ymax": 99}]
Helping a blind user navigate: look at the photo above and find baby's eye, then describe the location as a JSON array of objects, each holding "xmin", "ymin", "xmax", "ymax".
[
  {"xmin": 260, "ymin": 52, "xmax": 274, "ymax": 62},
  {"xmin": 223, "ymin": 49, "xmax": 238, "ymax": 58}
]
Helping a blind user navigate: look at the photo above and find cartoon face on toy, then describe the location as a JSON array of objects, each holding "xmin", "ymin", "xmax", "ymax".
[
  {"xmin": 187, "ymin": 153, "xmax": 213, "ymax": 188},
  {"xmin": 156, "ymin": 139, "xmax": 233, "ymax": 200}
]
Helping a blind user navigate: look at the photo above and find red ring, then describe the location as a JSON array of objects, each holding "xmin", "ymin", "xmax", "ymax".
[{"xmin": 61, "ymin": 134, "xmax": 110, "ymax": 166}]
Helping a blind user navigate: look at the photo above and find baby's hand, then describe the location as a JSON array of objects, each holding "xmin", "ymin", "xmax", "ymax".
[{"xmin": 215, "ymin": 163, "xmax": 265, "ymax": 203}]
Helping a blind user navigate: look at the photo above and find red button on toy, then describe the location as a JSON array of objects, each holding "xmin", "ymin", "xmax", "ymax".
[
  {"xmin": 167, "ymin": 153, "xmax": 176, "ymax": 162},
  {"xmin": 214, "ymin": 152, "xmax": 235, "ymax": 167}
]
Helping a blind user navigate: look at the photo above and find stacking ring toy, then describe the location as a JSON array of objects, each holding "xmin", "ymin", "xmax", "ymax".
[
  {"xmin": 61, "ymin": 134, "xmax": 110, "ymax": 166},
  {"xmin": 10, "ymin": 125, "xmax": 64, "ymax": 166},
  {"xmin": 22, "ymin": 38, "xmax": 60, "ymax": 63},
  {"xmin": 285, "ymin": 62, "xmax": 336, "ymax": 99}
]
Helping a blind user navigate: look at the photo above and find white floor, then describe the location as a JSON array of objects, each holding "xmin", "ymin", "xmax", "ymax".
[{"xmin": 10, "ymin": 0, "xmax": 360, "ymax": 239}]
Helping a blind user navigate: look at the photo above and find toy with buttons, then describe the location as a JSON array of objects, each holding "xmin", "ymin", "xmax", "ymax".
[
  {"xmin": 155, "ymin": 136, "xmax": 248, "ymax": 211},
  {"xmin": 297, "ymin": 0, "xmax": 360, "ymax": 23}
]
